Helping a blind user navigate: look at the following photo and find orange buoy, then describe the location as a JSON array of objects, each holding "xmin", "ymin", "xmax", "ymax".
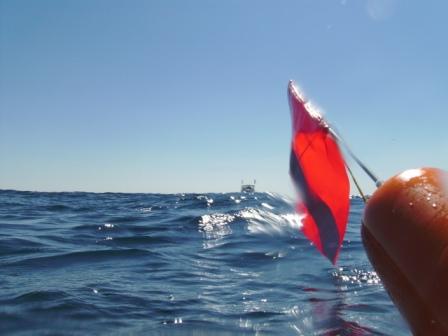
[{"xmin": 362, "ymin": 167, "xmax": 448, "ymax": 335}]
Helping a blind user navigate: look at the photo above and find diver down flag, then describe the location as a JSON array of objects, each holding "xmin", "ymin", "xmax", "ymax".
[{"xmin": 288, "ymin": 81, "xmax": 350, "ymax": 264}]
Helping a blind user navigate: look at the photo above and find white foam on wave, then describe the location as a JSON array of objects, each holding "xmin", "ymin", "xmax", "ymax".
[
  {"xmin": 196, "ymin": 195, "xmax": 214, "ymax": 207},
  {"xmin": 261, "ymin": 202, "xmax": 274, "ymax": 210},
  {"xmin": 238, "ymin": 208, "xmax": 304, "ymax": 235},
  {"xmin": 139, "ymin": 207, "xmax": 152, "ymax": 213},
  {"xmin": 198, "ymin": 213, "xmax": 235, "ymax": 249},
  {"xmin": 98, "ymin": 223, "xmax": 115, "ymax": 231},
  {"xmin": 332, "ymin": 267, "xmax": 381, "ymax": 286}
]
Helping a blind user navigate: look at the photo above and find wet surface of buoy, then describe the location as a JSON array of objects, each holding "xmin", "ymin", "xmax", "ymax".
[{"xmin": 363, "ymin": 167, "xmax": 448, "ymax": 335}]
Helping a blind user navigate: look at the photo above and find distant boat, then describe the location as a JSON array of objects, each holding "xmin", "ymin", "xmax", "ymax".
[
  {"xmin": 349, "ymin": 195, "xmax": 362, "ymax": 200},
  {"xmin": 350, "ymin": 194, "xmax": 371, "ymax": 201},
  {"xmin": 241, "ymin": 180, "xmax": 256, "ymax": 193}
]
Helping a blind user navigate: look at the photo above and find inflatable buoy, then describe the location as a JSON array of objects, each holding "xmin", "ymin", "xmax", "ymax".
[{"xmin": 362, "ymin": 168, "xmax": 448, "ymax": 335}]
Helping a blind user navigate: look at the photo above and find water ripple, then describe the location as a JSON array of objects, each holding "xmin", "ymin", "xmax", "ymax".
[{"xmin": 0, "ymin": 190, "xmax": 410, "ymax": 335}]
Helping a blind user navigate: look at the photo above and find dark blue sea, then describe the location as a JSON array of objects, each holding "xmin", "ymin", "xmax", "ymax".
[{"xmin": 0, "ymin": 190, "xmax": 410, "ymax": 335}]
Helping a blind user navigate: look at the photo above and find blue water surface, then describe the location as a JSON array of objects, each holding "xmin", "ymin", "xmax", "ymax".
[{"xmin": 0, "ymin": 190, "xmax": 410, "ymax": 335}]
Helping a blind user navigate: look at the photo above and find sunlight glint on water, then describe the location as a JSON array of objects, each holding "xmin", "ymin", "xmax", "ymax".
[{"xmin": 0, "ymin": 190, "xmax": 410, "ymax": 335}]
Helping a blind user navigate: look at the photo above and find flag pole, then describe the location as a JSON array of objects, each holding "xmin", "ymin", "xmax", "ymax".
[
  {"xmin": 346, "ymin": 163, "xmax": 368, "ymax": 203},
  {"xmin": 328, "ymin": 128, "xmax": 382, "ymax": 188}
]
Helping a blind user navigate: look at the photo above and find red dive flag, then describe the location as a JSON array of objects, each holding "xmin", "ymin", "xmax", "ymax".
[{"xmin": 288, "ymin": 81, "xmax": 350, "ymax": 264}]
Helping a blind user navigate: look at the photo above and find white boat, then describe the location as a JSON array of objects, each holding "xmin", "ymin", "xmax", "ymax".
[{"xmin": 241, "ymin": 180, "xmax": 256, "ymax": 193}]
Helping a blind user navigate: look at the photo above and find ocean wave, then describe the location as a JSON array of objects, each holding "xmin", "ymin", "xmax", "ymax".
[{"xmin": 0, "ymin": 190, "xmax": 409, "ymax": 335}]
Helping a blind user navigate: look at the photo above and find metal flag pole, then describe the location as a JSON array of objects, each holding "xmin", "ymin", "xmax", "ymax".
[
  {"xmin": 346, "ymin": 163, "xmax": 368, "ymax": 203},
  {"xmin": 328, "ymin": 127, "xmax": 382, "ymax": 188}
]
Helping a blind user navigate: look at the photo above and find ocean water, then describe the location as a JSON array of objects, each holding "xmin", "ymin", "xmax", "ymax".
[{"xmin": 0, "ymin": 190, "xmax": 410, "ymax": 335}]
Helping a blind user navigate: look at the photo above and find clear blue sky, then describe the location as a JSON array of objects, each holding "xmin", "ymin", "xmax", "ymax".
[{"xmin": 1, "ymin": 0, "xmax": 447, "ymax": 195}]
